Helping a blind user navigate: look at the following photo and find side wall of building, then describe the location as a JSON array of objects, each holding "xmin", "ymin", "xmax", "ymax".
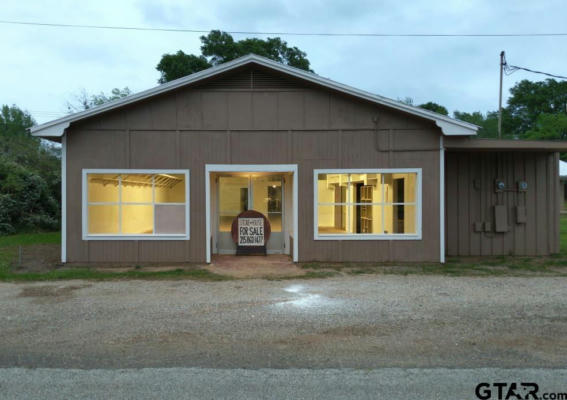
[
  {"xmin": 65, "ymin": 67, "xmax": 442, "ymax": 263},
  {"xmin": 445, "ymin": 151, "xmax": 560, "ymax": 256}
]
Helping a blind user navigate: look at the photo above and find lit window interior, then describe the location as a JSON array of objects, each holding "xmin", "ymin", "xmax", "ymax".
[
  {"xmin": 218, "ymin": 175, "xmax": 282, "ymax": 232},
  {"xmin": 87, "ymin": 173, "xmax": 186, "ymax": 235},
  {"xmin": 317, "ymin": 172, "xmax": 417, "ymax": 235}
]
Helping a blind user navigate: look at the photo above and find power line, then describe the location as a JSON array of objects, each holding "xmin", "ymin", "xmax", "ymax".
[
  {"xmin": 501, "ymin": 52, "xmax": 567, "ymax": 80},
  {"xmin": 1, "ymin": 19, "xmax": 567, "ymax": 37},
  {"xmin": 504, "ymin": 64, "xmax": 567, "ymax": 80}
]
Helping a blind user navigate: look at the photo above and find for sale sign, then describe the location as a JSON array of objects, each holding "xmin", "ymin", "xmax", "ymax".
[
  {"xmin": 231, "ymin": 210, "xmax": 271, "ymax": 255},
  {"xmin": 238, "ymin": 218, "xmax": 265, "ymax": 246}
]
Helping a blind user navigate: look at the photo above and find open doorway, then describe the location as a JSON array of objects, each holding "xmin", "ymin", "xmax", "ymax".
[
  {"xmin": 205, "ymin": 165, "xmax": 298, "ymax": 263},
  {"xmin": 216, "ymin": 174, "xmax": 284, "ymax": 254}
]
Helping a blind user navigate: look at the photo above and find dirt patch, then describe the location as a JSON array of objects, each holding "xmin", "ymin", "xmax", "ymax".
[
  {"xmin": 11, "ymin": 244, "xmax": 60, "ymax": 273},
  {"xmin": 321, "ymin": 325, "xmax": 394, "ymax": 337},
  {"xmin": 273, "ymin": 325, "xmax": 400, "ymax": 347},
  {"xmin": 18, "ymin": 284, "xmax": 91, "ymax": 299},
  {"xmin": 207, "ymin": 255, "xmax": 305, "ymax": 278},
  {"xmin": 109, "ymin": 331, "xmax": 198, "ymax": 346}
]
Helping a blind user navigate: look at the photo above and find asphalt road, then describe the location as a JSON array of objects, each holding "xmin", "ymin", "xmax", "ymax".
[{"xmin": 1, "ymin": 367, "xmax": 566, "ymax": 400}]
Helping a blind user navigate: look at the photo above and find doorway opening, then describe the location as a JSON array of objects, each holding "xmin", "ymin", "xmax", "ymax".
[{"xmin": 205, "ymin": 165, "xmax": 298, "ymax": 263}]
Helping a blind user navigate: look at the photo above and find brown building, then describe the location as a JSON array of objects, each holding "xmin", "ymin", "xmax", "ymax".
[{"xmin": 32, "ymin": 55, "xmax": 567, "ymax": 264}]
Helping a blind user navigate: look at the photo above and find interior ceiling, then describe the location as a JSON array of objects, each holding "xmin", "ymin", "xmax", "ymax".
[{"xmin": 212, "ymin": 171, "xmax": 292, "ymax": 178}]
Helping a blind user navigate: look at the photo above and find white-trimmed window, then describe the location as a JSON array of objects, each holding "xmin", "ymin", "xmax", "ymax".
[
  {"xmin": 82, "ymin": 169, "xmax": 190, "ymax": 240},
  {"xmin": 314, "ymin": 169, "xmax": 421, "ymax": 240}
]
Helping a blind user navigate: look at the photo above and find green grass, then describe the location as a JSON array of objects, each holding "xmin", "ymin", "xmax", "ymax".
[
  {"xmin": 0, "ymin": 231, "xmax": 231, "ymax": 282},
  {"xmin": 0, "ymin": 231, "xmax": 60, "ymax": 247},
  {"xmin": 299, "ymin": 215, "xmax": 567, "ymax": 277},
  {"xmin": 560, "ymin": 214, "xmax": 567, "ymax": 255},
  {"xmin": 0, "ymin": 267, "xmax": 231, "ymax": 282},
  {"xmin": 3, "ymin": 217, "xmax": 567, "ymax": 281}
]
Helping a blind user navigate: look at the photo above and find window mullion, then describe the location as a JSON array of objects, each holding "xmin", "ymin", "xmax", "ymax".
[
  {"xmin": 347, "ymin": 174, "xmax": 351, "ymax": 233},
  {"xmin": 152, "ymin": 175, "xmax": 156, "ymax": 235},
  {"xmin": 381, "ymin": 174, "xmax": 385, "ymax": 234}
]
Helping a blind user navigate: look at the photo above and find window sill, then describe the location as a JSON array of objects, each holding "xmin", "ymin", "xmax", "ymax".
[
  {"xmin": 83, "ymin": 234, "xmax": 189, "ymax": 241},
  {"xmin": 314, "ymin": 234, "xmax": 422, "ymax": 241}
]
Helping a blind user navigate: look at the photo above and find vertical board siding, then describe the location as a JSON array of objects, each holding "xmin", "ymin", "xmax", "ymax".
[
  {"xmin": 446, "ymin": 151, "xmax": 560, "ymax": 257},
  {"xmin": 66, "ymin": 67, "xmax": 443, "ymax": 263}
]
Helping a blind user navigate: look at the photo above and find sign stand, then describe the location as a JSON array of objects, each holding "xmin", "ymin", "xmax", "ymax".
[{"xmin": 231, "ymin": 210, "xmax": 271, "ymax": 256}]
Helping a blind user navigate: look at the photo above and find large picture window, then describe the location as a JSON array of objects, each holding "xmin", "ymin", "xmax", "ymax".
[
  {"xmin": 83, "ymin": 169, "xmax": 189, "ymax": 240},
  {"xmin": 314, "ymin": 169, "xmax": 421, "ymax": 240}
]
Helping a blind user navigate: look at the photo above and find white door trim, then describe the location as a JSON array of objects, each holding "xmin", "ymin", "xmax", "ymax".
[
  {"xmin": 205, "ymin": 164, "xmax": 298, "ymax": 263},
  {"xmin": 61, "ymin": 134, "xmax": 67, "ymax": 263},
  {"xmin": 439, "ymin": 136, "xmax": 446, "ymax": 263}
]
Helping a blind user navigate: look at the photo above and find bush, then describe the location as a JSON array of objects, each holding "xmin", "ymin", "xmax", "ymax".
[
  {"xmin": 0, "ymin": 105, "xmax": 61, "ymax": 235},
  {"xmin": 0, "ymin": 156, "xmax": 60, "ymax": 234}
]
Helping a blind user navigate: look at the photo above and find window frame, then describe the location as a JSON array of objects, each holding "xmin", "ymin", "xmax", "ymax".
[
  {"xmin": 82, "ymin": 169, "xmax": 190, "ymax": 241},
  {"xmin": 313, "ymin": 168, "xmax": 422, "ymax": 241}
]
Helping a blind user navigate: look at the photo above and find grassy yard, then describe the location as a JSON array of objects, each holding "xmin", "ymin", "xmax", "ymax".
[
  {"xmin": 300, "ymin": 215, "xmax": 567, "ymax": 277},
  {"xmin": 1, "ymin": 217, "xmax": 567, "ymax": 281},
  {"xmin": 0, "ymin": 232, "xmax": 230, "ymax": 282},
  {"xmin": 561, "ymin": 213, "xmax": 567, "ymax": 254}
]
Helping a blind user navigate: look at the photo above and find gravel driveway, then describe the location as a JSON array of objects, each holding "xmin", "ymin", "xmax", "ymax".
[{"xmin": 1, "ymin": 275, "xmax": 566, "ymax": 369}]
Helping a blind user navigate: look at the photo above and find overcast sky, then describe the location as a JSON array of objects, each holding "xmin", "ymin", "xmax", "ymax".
[{"xmin": 1, "ymin": 0, "xmax": 566, "ymax": 124}]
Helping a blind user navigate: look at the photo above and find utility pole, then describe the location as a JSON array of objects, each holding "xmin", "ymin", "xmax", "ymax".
[{"xmin": 498, "ymin": 51, "xmax": 505, "ymax": 139}]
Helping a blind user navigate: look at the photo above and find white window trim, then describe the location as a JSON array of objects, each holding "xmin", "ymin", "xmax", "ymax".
[
  {"xmin": 82, "ymin": 169, "xmax": 190, "ymax": 241},
  {"xmin": 313, "ymin": 168, "xmax": 422, "ymax": 241}
]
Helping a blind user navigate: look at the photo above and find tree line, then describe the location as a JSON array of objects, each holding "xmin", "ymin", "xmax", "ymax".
[{"xmin": 1, "ymin": 30, "xmax": 566, "ymax": 234}]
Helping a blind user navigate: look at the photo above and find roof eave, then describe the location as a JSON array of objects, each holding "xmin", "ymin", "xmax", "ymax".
[{"xmin": 445, "ymin": 137, "xmax": 567, "ymax": 151}]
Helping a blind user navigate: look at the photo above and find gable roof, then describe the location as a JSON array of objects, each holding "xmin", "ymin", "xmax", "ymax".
[{"xmin": 31, "ymin": 54, "xmax": 479, "ymax": 137}]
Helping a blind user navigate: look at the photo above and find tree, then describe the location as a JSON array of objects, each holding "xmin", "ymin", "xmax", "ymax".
[
  {"xmin": 506, "ymin": 79, "xmax": 567, "ymax": 139},
  {"xmin": 525, "ymin": 113, "xmax": 567, "ymax": 141},
  {"xmin": 201, "ymin": 31, "xmax": 311, "ymax": 71},
  {"xmin": 418, "ymin": 102, "xmax": 448, "ymax": 116},
  {"xmin": 453, "ymin": 110, "xmax": 501, "ymax": 139},
  {"xmin": 156, "ymin": 52, "xmax": 211, "ymax": 84},
  {"xmin": 397, "ymin": 97, "xmax": 414, "ymax": 106},
  {"xmin": 67, "ymin": 87, "xmax": 131, "ymax": 113},
  {"xmin": 0, "ymin": 105, "xmax": 60, "ymax": 234},
  {"xmin": 156, "ymin": 30, "xmax": 312, "ymax": 83}
]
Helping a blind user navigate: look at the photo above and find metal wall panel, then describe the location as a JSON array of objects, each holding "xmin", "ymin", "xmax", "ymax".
[{"xmin": 445, "ymin": 151, "xmax": 560, "ymax": 256}]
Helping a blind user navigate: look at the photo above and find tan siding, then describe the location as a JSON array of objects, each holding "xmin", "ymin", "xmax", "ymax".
[
  {"xmin": 126, "ymin": 101, "xmax": 153, "ymax": 130},
  {"xmin": 445, "ymin": 153, "xmax": 458, "ymax": 256},
  {"xmin": 293, "ymin": 131, "xmax": 340, "ymax": 161},
  {"xmin": 252, "ymin": 92, "xmax": 278, "ymax": 130},
  {"xmin": 230, "ymin": 131, "xmax": 290, "ymax": 164},
  {"xmin": 304, "ymin": 90, "xmax": 331, "ymax": 129},
  {"xmin": 129, "ymin": 131, "xmax": 178, "ymax": 169},
  {"xmin": 138, "ymin": 241, "xmax": 187, "ymax": 262},
  {"xmin": 88, "ymin": 241, "xmax": 138, "ymax": 263},
  {"xmin": 150, "ymin": 94, "xmax": 177, "ymax": 130},
  {"xmin": 277, "ymin": 92, "xmax": 304, "ymax": 130},
  {"xmin": 227, "ymin": 92, "xmax": 253, "ymax": 130},
  {"xmin": 176, "ymin": 91, "xmax": 203, "ymax": 130},
  {"xmin": 65, "ymin": 67, "xmax": 445, "ymax": 263},
  {"xmin": 445, "ymin": 151, "xmax": 560, "ymax": 257},
  {"xmin": 202, "ymin": 92, "xmax": 228, "ymax": 130}
]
